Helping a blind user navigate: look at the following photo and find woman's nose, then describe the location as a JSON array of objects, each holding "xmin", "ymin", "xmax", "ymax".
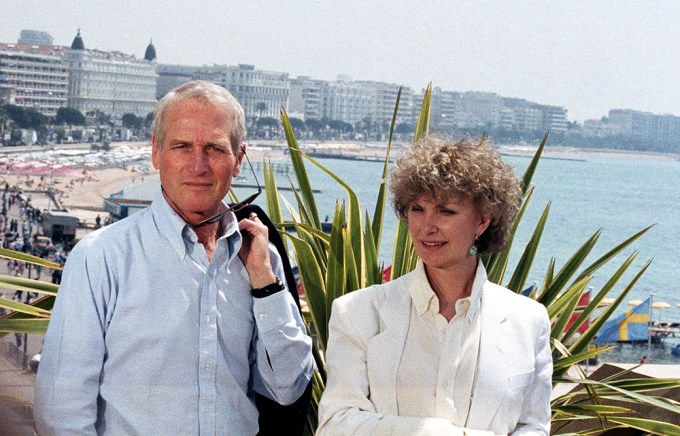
[{"xmin": 422, "ymin": 215, "xmax": 438, "ymax": 232}]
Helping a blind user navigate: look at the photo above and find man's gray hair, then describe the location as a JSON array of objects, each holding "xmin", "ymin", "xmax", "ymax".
[{"xmin": 152, "ymin": 80, "xmax": 246, "ymax": 153}]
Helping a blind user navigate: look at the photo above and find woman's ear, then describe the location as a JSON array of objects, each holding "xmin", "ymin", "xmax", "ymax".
[{"xmin": 477, "ymin": 214, "xmax": 491, "ymax": 236}]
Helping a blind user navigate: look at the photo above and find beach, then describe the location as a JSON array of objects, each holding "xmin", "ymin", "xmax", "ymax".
[
  {"xmin": 1, "ymin": 166, "xmax": 141, "ymax": 226},
  {"xmin": 0, "ymin": 141, "xmax": 677, "ymax": 227},
  {"xmin": 0, "ymin": 143, "xmax": 286, "ymax": 226}
]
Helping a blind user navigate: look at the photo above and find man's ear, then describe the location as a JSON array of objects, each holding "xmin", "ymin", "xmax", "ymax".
[
  {"xmin": 151, "ymin": 135, "xmax": 160, "ymax": 170},
  {"xmin": 233, "ymin": 143, "xmax": 246, "ymax": 177}
]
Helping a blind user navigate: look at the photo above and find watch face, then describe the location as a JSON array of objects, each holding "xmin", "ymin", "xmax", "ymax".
[{"xmin": 272, "ymin": 276, "xmax": 285, "ymax": 291}]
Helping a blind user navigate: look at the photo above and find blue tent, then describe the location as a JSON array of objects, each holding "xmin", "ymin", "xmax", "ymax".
[
  {"xmin": 593, "ymin": 298, "xmax": 650, "ymax": 344},
  {"xmin": 521, "ymin": 284, "xmax": 536, "ymax": 297}
]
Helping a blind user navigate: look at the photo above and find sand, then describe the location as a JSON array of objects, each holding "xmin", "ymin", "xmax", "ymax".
[{"xmin": 1, "ymin": 167, "xmax": 139, "ymax": 225}]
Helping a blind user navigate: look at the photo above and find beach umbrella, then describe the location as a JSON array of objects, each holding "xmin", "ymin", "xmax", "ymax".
[
  {"xmin": 651, "ymin": 301, "xmax": 671, "ymax": 323},
  {"xmin": 627, "ymin": 299, "xmax": 643, "ymax": 306}
]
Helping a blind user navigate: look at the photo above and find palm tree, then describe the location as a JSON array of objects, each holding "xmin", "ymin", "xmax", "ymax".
[{"xmin": 255, "ymin": 102, "xmax": 268, "ymax": 118}]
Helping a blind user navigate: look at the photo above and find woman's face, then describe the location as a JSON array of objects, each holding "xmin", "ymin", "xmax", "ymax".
[{"xmin": 407, "ymin": 193, "xmax": 490, "ymax": 272}]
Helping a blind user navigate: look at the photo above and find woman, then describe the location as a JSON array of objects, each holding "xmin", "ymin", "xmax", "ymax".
[{"xmin": 317, "ymin": 136, "xmax": 552, "ymax": 435}]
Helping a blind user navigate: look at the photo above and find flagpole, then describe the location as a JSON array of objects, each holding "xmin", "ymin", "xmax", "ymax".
[
  {"xmin": 647, "ymin": 292, "xmax": 654, "ymax": 361},
  {"xmin": 585, "ymin": 286, "xmax": 593, "ymax": 375}
]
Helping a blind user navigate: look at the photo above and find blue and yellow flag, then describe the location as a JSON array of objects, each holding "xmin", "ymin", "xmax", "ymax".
[{"xmin": 593, "ymin": 297, "xmax": 650, "ymax": 344}]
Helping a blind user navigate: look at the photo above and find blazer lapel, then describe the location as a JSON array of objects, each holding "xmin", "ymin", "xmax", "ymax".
[
  {"xmin": 467, "ymin": 285, "xmax": 510, "ymax": 430},
  {"xmin": 366, "ymin": 279, "xmax": 412, "ymax": 415}
]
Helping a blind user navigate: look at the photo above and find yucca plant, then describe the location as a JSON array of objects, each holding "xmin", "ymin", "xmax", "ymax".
[
  {"xmin": 263, "ymin": 84, "xmax": 680, "ymax": 435},
  {"xmin": 0, "ymin": 250, "xmax": 58, "ymax": 335},
  {"xmin": 1, "ymin": 84, "xmax": 679, "ymax": 435}
]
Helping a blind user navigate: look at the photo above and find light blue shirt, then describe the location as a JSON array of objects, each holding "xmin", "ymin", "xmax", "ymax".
[{"xmin": 34, "ymin": 194, "xmax": 313, "ymax": 435}]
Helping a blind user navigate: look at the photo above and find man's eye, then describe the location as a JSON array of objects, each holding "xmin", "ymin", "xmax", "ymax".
[
  {"xmin": 409, "ymin": 205, "xmax": 423, "ymax": 213},
  {"xmin": 441, "ymin": 209, "xmax": 455, "ymax": 215},
  {"xmin": 209, "ymin": 146, "xmax": 226, "ymax": 153}
]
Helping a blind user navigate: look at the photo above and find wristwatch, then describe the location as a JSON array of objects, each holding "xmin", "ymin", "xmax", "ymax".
[{"xmin": 252, "ymin": 276, "xmax": 286, "ymax": 298}]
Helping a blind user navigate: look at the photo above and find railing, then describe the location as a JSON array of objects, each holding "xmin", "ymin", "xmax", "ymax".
[{"xmin": 5, "ymin": 341, "xmax": 30, "ymax": 371}]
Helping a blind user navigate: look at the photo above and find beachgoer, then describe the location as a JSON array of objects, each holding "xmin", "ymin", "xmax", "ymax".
[
  {"xmin": 34, "ymin": 80, "xmax": 313, "ymax": 435},
  {"xmin": 318, "ymin": 136, "xmax": 552, "ymax": 435}
]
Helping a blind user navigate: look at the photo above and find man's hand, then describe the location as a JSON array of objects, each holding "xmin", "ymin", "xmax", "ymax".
[{"xmin": 238, "ymin": 212, "xmax": 277, "ymax": 289}]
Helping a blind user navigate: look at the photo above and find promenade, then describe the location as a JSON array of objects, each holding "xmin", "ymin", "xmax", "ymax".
[
  {"xmin": 0, "ymin": 182, "xmax": 62, "ymax": 435},
  {"xmin": 0, "ymin": 336, "xmax": 38, "ymax": 435}
]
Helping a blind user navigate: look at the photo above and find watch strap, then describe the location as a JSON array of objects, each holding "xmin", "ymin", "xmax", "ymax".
[{"xmin": 252, "ymin": 276, "xmax": 286, "ymax": 298}]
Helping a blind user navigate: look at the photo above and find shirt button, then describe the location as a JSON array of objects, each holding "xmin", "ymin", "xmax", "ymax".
[
  {"xmin": 205, "ymin": 361, "xmax": 211, "ymax": 369},
  {"xmin": 204, "ymin": 406, "xmax": 210, "ymax": 413},
  {"xmin": 259, "ymin": 313, "xmax": 267, "ymax": 320},
  {"xmin": 205, "ymin": 315, "xmax": 211, "ymax": 324}
]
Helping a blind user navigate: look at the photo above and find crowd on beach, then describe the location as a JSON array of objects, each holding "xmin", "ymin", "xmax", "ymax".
[{"xmin": 0, "ymin": 183, "xmax": 70, "ymax": 320}]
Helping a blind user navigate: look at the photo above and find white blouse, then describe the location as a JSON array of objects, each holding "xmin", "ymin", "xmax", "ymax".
[{"xmin": 396, "ymin": 262, "xmax": 484, "ymax": 428}]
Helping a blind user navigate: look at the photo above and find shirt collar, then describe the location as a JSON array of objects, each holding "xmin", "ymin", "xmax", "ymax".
[
  {"xmin": 409, "ymin": 258, "xmax": 487, "ymax": 321},
  {"xmin": 151, "ymin": 191, "xmax": 242, "ymax": 260}
]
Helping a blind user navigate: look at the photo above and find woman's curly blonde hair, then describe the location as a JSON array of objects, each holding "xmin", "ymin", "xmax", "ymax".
[{"xmin": 390, "ymin": 135, "xmax": 521, "ymax": 255}]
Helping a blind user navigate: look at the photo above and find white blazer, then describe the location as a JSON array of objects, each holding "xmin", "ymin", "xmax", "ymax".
[{"xmin": 317, "ymin": 262, "xmax": 552, "ymax": 436}]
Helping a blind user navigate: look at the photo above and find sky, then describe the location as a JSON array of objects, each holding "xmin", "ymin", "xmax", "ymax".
[{"xmin": 5, "ymin": 0, "xmax": 680, "ymax": 122}]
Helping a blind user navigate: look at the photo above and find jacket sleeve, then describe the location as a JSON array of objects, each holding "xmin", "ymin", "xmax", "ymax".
[
  {"xmin": 33, "ymin": 239, "xmax": 106, "ymax": 435},
  {"xmin": 250, "ymin": 246, "xmax": 314, "ymax": 406},
  {"xmin": 318, "ymin": 295, "xmax": 497, "ymax": 436},
  {"xmin": 510, "ymin": 306, "xmax": 552, "ymax": 436}
]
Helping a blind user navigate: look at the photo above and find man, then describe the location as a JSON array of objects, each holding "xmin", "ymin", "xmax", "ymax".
[{"xmin": 34, "ymin": 81, "xmax": 314, "ymax": 435}]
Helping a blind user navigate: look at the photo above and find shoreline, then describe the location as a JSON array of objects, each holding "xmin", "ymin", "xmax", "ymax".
[
  {"xmin": 1, "ymin": 141, "xmax": 677, "ymax": 226},
  {"xmin": 497, "ymin": 144, "xmax": 679, "ymax": 161}
]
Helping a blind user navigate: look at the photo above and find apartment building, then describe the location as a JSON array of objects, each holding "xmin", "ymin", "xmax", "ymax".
[
  {"xmin": 158, "ymin": 63, "xmax": 289, "ymax": 119},
  {"xmin": 221, "ymin": 64, "xmax": 289, "ymax": 119},
  {"xmin": 18, "ymin": 30, "xmax": 54, "ymax": 46},
  {"xmin": 289, "ymin": 76, "xmax": 324, "ymax": 120},
  {"xmin": 0, "ymin": 43, "xmax": 69, "ymax": 116}
]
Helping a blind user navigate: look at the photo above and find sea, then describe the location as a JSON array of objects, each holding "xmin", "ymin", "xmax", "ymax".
[{"xmin": 122, "ymin": 151, "xmax": 680, "ymax": 364}]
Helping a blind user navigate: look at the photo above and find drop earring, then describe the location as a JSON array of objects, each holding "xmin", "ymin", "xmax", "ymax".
[{"xmin": 469, "ymin": 236, "xmax": 479, "ymax": 256}]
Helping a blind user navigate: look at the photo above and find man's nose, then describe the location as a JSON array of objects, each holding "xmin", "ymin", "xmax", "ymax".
[{"xmin": 191, "ymin": 149, "xmax": 209, "ymax": 172}]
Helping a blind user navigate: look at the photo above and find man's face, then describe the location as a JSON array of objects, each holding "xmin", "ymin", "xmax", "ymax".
[{"xmin": 152, "ymin": 98, "xmax": 243, "ymax": 223}]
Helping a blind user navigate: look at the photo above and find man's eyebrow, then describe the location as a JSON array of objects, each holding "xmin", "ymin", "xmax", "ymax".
[{"xmin": 205, "ymin": 140, "xmax": 228, "ymax": 146}]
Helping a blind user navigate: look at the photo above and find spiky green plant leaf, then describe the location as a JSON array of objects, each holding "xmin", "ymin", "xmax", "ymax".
[
  {"xmin": 506, "ymin": 201, "xmax": 551, "ymax": 292},
  {"xmin": 485, "ymin": 186, "xmax": 535, "ymax": 283},
  {"xmin": 281, "ymin": 108, "xmax": 321, "ymax": 229},
  {"xmin": 371, "ymin": 87, "xmax": 402, "ymax": 252},
  {"xmin": 606, "ymin": 417, "xmax": 680, "ymax": 436}
]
